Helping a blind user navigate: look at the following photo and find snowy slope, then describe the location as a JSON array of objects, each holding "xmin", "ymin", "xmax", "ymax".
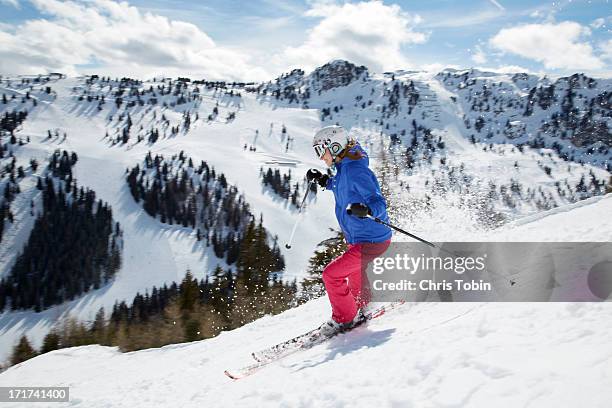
[
  {"xmin": 261, "ymin": 65, "xmax": 610, "ymax": 220},
  {"xmin": 0, "ymin": 195, "xmax": 611, "ymax": 408},
  {"xmin": 0, "ymin": 66, "xmax": 610, "ymax": 366},
  {"xmin": 497, "ymin": 193, "xmax": 612, "ymax": 241},
  {"xmin": 3, "ymin": 302, "xmax": 612, "ymax": 407},
  {"xmin": 0, "ymin": 76, "xmax": 341, "ymax": 361}
]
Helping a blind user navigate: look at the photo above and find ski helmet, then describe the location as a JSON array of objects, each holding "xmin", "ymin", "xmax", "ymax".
[{"xmin": 312, "ymin": 125, "xmax": 349, "ymax": 159}]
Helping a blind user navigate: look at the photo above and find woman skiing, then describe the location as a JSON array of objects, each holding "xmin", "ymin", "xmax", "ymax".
[{"xmin": 306, "ymin": 125, "xmax": 392, "ymax": 335}]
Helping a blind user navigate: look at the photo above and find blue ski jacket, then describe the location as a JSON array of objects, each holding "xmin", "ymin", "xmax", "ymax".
[{"xmin": 325, "ymin": 142, "xmax": 392, "ymax": 244}]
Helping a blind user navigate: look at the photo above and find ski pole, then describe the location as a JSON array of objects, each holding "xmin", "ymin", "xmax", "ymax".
[
  {"xmin": 366, "ymin": 214, "xmax": 516, "ymax": 286},
  {"xmin": 285, "ymin": 180, "xmax": 314, "ymax": 249},
  {"xmin": 366, "ymin": 214, "xmax": 441, "ymax": 249}
]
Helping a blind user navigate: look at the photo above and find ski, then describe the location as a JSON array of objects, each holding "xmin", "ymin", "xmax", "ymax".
[
  {"xmin": 224, "ymin": 301, "xmax": 404, "ymax": 380},
  {"xmin": 251, "ymin": 301, "xmax": 393, "ymax": 364}
]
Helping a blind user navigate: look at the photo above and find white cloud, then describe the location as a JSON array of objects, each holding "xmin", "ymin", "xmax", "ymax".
[
  {"xmin": 488, "ymin": 0, "xmax": 505, "ymax": 12},
  {"xmin": 420, "ymin": 62, "xmax": 461, "ymax": 73},
  {"xmin": 0, "ymin": 0, "xmax": 269, "ymax": 80},
  {"xmin": 423, "ymin": 9, "xmax": 503, "ymax": 28},
  {"xmin": 590, "ymin": 18, "xmax": 605, "ymax": 29},
  {"xmin": 471, "ymin": 45, "xmax": 487, "ymax": 65},
  {"xmin": 273, "ymin": 1, "xmax": 427, "ymax": 73},
  {"xmin": 601, "ymin": 39, "xmax": 612, "ymax": 61},
  {"xmin": 261, "ymin": 0, "xmax": 305, "ymax": 15},
  {"xmin": 0, "ymin": 0, "xmax": 19, "ymax": 8},
  {"xmin": 485, "ymin": 65, "xmax": 533, "ymax": 74},
  {"xmin": 489, "ymin": 21, "xmax": 604, "ymax": 70}
]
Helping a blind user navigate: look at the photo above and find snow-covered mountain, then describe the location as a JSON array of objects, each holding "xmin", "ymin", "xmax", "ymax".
[
  {"xmin": 1, "ymin": 194, "xmax": 611, "ymax": 407},
  {"xmin": 0, "ymin": 61, "xmax": 610, "ymax": 368}
]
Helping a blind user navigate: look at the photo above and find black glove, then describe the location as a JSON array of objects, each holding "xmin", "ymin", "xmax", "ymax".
[
  {"xmin": 306, "ymin": 168, "xmax": 329, "ymax": 188},
  {"xmin": 347, "ymin": 203, "xmax": 371, "ymax": 218}
]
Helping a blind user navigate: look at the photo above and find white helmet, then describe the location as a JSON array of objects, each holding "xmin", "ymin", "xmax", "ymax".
[{"xmin": 312, "ymin": 125, "xmax": 349, "ymax": 158}]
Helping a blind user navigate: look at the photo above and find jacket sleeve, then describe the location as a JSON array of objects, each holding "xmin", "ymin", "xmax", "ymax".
[
  {"xmin": 324, "ymin": 175, "xmax": 333, "ymax": 190},
  {"xmin": 350, "ymin": 165, "xmax": 386, "ymax": 218}
]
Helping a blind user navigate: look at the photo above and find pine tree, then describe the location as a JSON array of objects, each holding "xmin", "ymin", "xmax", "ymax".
[
  {"xmin": 114, "ymin": 321, "xmax": 131, "ymax": 352},
  {"xmin": 59, "ymin": 317, "xmax": 94, "ymax": 348},
  {"xmin": 237, "ymin": 218, "xmax": 257, "ymax": 279},
  {"xmin": 91, "ymin": 307, "xmax": 107, "ymax": 343},
  {"xmin": 41, "ymin": 330, "xmax": 61, "ymax": 354},
  {"xmin": 179, "ymin": 269, "xmax": 199, "ymax": 314},
  {"xmin": 300, "ymin": 231, "xmax": 347, "ymax": 301},
  {"xmin": 184, "ymin": 318, "xmax": 200, "ymax": 342},
  {"xmin": 11, "ymin": 335, "xmax": 37, "ymax": 365}
]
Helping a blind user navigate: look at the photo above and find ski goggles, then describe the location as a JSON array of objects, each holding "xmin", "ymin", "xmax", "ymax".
[{"xmin": 313, "ymin": 143, "xmax": 327, "ymax": 159}]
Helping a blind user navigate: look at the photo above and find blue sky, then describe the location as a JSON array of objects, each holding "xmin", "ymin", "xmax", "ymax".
[{"xmin": 0, "ymin": 0, "xmax": 610, "ymax": 80}]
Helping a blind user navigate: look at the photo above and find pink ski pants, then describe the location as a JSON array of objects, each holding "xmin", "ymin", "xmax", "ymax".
[{"xmin": 322, "ymin": 239, "xmax": 391, "ymax": 323}]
